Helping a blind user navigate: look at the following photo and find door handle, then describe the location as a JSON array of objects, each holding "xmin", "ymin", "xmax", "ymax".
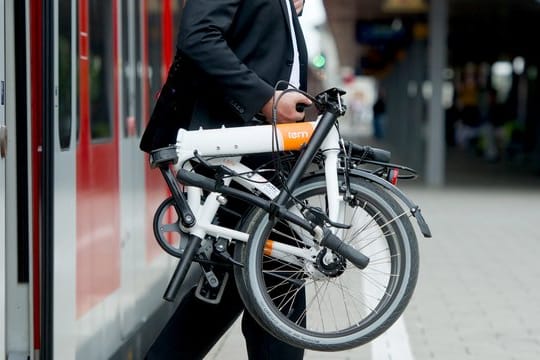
[{"xmin": 0, "ymin": 125, "xmax": 6, "ymax": 158}]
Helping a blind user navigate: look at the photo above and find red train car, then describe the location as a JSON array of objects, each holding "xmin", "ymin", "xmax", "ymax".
[{"xmin": 1, "ymin": 1, "xmax": 194, "ymax": 358}]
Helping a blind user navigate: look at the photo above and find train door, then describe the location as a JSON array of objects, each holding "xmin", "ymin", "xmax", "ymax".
[
  {"xmin": 143, "ymin": 0, "xmax": 171, "ymax": 264},
  {"xmin": 135, "ymin": 0, "xmax": 179, "ymax": 332},
  {"xmin": 75, "ymin": 0, "xmax": 121, "ymax": 356},
  {"xmin": 52, "ymin": 0, "xmax": 79, "ymax": 358},
  {"xmin": 106, "ymin": 0, "xmax": 150, "ymax": 342},
  {"xmin": 0, "ymin": 0, "xmax": 6, "ymax": 355},
  {"xmin": 118, "ymin": 0, "xmax": 145, "ymax": 335},
  {"xmin": 117, "ymin": 0, "xmax": 172, "ymax": 335}
]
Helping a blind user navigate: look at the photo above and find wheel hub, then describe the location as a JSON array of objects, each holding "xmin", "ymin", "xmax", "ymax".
[{"xmin": 315, "ymin": 248, "xmax": 346, "ymax": 277}]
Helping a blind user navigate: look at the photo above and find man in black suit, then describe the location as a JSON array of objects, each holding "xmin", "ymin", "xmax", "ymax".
[
  {"xmin": 140, "ymin": 0, "xmax": 312, "ymax": 152},
  {"xmin": 143, "ymin": 0, "xmax": 311, "ymax": 359}
]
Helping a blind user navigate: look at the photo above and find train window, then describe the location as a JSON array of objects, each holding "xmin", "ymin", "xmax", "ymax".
[
  {"xmin": 89, "ymin": 0, "xmax": 113, "ymax": 141},
  {"xmin": 121, "ymin": 0, "xmax": 131, "ymax": 137},
  {"xmin": 120, "ymin": 0, "xmax": 143, "ymax": 137},
  {"xmin": 58, "ymin": 0, "xmax": 72, "ymax": 149}
]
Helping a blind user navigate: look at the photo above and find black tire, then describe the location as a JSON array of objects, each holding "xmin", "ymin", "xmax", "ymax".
[{"xmin": 235, "ymin": 175, "xmax": 419, "ymax": 351}]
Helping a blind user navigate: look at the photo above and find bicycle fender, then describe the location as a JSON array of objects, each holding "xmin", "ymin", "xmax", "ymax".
[
  {"xmin": 303, "ymin": 169, "xmax": 432, "ymax": 238},
  {"xmin": 348, "ymin": 169, "xmax": 432, "ymax": 238}
]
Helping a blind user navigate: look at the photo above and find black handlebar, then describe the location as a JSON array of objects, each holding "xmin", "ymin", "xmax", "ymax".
[
  {"xmin": 345, "ymin": 141, "xmax": 391, "ymax": 163},
  {"xmin": 320, "ymin": 230, "xmax": 370, "ymax": 269},
  {"xmin": 296, "ymin": 103, "xmax": 309, "ymax": 112}
]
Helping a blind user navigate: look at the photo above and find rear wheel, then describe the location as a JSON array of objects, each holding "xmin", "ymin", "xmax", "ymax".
[{"xmin": 235, "ymin": 175, "xmax": 419, "ymax": 351}]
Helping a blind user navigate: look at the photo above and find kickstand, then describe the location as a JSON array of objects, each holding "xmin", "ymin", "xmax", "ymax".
[{"xmin": 194, "ymin": 254, "xmax": 229, "ymax": 304}]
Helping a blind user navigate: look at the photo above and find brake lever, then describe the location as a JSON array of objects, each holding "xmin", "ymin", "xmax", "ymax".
[
  {"xmin": 303, "ymin": 207, "xmax": 351, "ymax": 229},
  {"xmin": 313, "ymin": 88, "xmax": 347, "ymax": 115}
]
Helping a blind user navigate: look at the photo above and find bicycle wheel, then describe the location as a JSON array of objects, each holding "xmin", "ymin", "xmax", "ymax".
[{"xmin": 234, "ymin": 175, "xmax": 419, "ymax": 351}]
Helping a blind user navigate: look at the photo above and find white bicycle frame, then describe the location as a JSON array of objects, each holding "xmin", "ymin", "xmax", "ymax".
[{"xmin": 173, "ymin": 119, "xmax": 343, "ymax": 261}]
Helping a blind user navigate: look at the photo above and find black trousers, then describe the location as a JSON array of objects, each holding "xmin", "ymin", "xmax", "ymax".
[
  {"xmin": 144, "ymin": 274, "xmax": 305, "ymax": 360},
  {"xmin": 145, "ymin": 154, "xmax": 305, "ymax": 360}
]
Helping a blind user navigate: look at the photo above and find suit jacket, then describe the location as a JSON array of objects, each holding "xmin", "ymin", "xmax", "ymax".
[{"xmin": 140, "ymin": 0, "xmax": 308, "ymax": 153}]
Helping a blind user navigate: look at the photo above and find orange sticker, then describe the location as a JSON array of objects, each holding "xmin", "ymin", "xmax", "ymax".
[
  {"xmin": 264, "ymin": 240, "xmax": 274, "ymax": 256},
  {"xmin": 276, "ymin": 122, "xmax": 316, "ymax": 151}
]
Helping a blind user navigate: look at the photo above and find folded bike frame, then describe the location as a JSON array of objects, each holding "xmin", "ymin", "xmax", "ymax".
[
  {"xmin": 174, "ymin": 119, "xmax": 340, "ymax": 242},
  {"xmin": 151, "ymin": 101, "xmax": 347, "ymax": 297},
  {"xmin": 150, "ymin": 90, "xmax": 431, "ymax": 301}
]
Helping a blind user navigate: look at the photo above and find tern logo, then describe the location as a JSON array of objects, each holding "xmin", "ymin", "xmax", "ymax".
[
  {"xmin": 287, "ymin": 131, "xmax": 309, "ymax": 140},
  {"xmin": 278, "ymin": 123, "xmax": 315, "ymax": 150}
]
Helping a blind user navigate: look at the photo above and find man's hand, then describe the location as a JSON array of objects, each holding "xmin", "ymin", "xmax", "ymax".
[
  {"xmin": 261, "ymin": 90, "xmax": 312, "ymax": 124},
  {"xmin": 293, "ymin": 0, "xmax": 304, "ymax": 15}
]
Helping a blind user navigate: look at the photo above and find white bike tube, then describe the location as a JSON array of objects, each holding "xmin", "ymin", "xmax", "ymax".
[
  {"xmin": 186, "ymin": 185, "xmax": 202, "ymax": 215},
  {"xmin": 321, "ymin": 126, "xmax": 341, "ymax": 224},
  {"xmin": 176, "ymin": 121, "xmax": 318, "ymax": 164},
  {"xmin": 199, "ymin": 223, "xmax": 249, "ymax": 242},
  {"xmin": 188, "ymin": 177, "xmax": 232, "ymax": 240},
  {"xmin": 175, "ymin": 121, "xmax": 346, "ymax": 267},
  {"xmin": 263, "ymin": 239, "xmax": 311, "ymax": 263}
]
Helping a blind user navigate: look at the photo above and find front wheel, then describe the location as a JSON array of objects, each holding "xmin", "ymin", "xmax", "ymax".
[{"xmin": 235, "ymin": 176, "xmax": 419, "ymax": 351}]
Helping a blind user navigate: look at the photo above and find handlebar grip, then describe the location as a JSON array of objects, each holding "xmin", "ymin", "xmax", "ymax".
[
  {"xmin": 347, "ymin": 142, "xmax": 391, "ymax": 163},
  {"xmin": 369, "ymin": 147, "xmax": 391, "ymax": 163},
  {"xmin": 177, "ymin": 169, "xmax": 218, "ymax": 191},
  {"xmin": 296, "ymin": 103, "xmax": 310, "ymax": 112},
  {"xmin": 163, "ymin": 234, "xmax": 202, "ymax": 302},
  {"xmin": 320, "ymin": 230, "xmax": 370, "ymax": 269},
  {"xmin": 335, "ymin": 241, "xmax": 370, "ymax": 270}
]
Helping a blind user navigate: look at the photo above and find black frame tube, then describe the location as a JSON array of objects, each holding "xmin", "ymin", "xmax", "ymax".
[
  {"xmin": 176, "ymin": 170, "xmax": 316, "ymax": 234},
  {"xmin": 163, "ymin": 235, "xmax": 202, "ymax": 301},
  {"xmin": 275, "ymin": 110, "xmax": 338, "ymax": 206}
]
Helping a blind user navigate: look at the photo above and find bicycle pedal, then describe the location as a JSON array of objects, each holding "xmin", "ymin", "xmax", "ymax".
[{"xmin": 195, "ymin": 271, "xmax": 229, "ymax": 305}]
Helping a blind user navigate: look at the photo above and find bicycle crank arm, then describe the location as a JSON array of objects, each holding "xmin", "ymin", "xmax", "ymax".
[
  {"xmin": 151, "ymin": 147, "xmax": 196, "ymax": 227},
  {"xmin": 320, "ymin": 229, "xmax": 370, "ymax": 269}
]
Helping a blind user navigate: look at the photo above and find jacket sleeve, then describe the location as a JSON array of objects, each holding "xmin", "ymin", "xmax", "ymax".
[{"xmin": 177, "ymin": 0, "xmax": 275, "ymax": 122}]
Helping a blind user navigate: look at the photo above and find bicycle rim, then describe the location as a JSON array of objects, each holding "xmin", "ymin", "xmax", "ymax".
[{"xmin": 240, "ymin": 176, "xmax": 419, "ymax": 351}]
